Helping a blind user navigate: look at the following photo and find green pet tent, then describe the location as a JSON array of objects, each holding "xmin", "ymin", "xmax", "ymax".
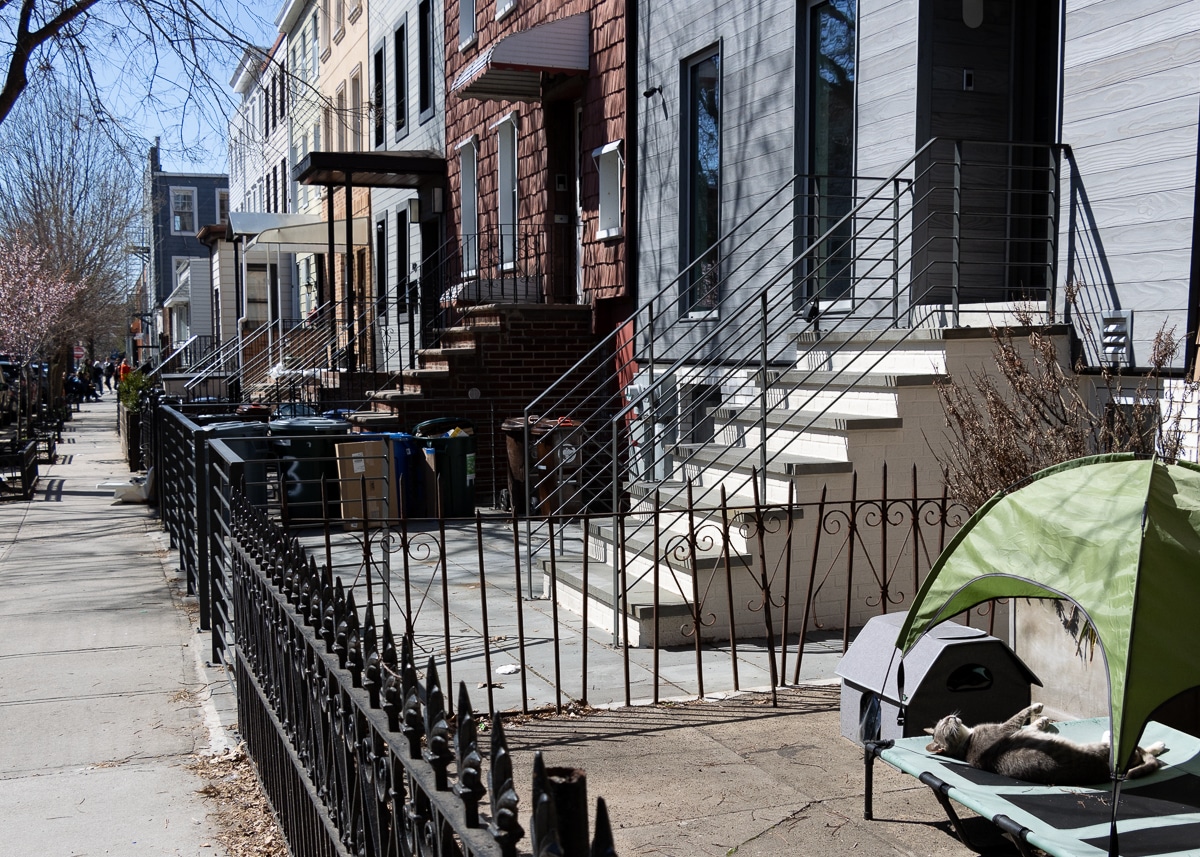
[{"xmin": 895, "ymin": 453, "xmax": 1200, "ymax": 777}]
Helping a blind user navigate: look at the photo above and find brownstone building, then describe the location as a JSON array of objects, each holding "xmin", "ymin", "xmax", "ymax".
[{"xmin": 445, "ymin": 0, "xmax": 630, "ymax": 333}]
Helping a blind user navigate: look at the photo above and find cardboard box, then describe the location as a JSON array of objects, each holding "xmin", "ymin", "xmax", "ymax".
[{"xmin": 336, "ymin": 440, "xmax": 389, "ymax": 530}]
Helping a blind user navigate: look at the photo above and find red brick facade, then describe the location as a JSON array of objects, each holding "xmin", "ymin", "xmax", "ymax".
[{"xmin": 445, "ymin": 0, "xmax": 627, "ymax": 310}]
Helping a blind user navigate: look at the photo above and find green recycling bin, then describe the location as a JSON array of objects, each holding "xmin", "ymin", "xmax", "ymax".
[
  {"xmin": 414, "ymin": 417, "xmax": 475, "ymax": 518},
  {"xmin": 269, "ymin": 416, "xmax": 350, "ymax": 523},
  {"xmin": 199, "ymin": 420, "xmax": 271, "ymax": 507}
]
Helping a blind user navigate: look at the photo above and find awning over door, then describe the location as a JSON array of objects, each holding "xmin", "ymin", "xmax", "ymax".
[
  {"xmin": 247, "ymin": 217, "xmax": 370, "ymax": 253},
  {"xmin": 451, "ymin": 12, "xmax": 590, "ymax": 102}
]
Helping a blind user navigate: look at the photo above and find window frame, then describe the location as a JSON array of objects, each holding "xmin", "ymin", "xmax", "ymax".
[
  {"xmin": 457, "ymin": 135, "xmax": 479, "ymax": 277},
  {"xmin": 169, "ymin": 186, "xmax": 197, "ymax": 236},
  {"xmin": 495, "ymin": 113, "xmax": 519, "ymax": 270},
  {"xmin": 418, "ymin": 0, "xmax": 434, "ymax": 123},
  {"xmin": 372, "ymin": 47, "xmax": 386, "ymax": 148},
  {"xmin": 394, "ymin": 22, "xmax": 408, "ymax": 139},
  {"xmin": 592, "ymin": 140, "xmax": 624, "ymax": 241},
  {"xmin": 681, "ymin": 45, "xmax": 723, "ymax": 317},
  {"xmin": 459, "ymin": 0, "xmax": 477, "ymax": 50}
]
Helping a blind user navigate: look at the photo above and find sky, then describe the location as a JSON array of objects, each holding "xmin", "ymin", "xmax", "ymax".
[{"xmin": 93, "ymin": 0, "xmax": 284, "ymax": 174}]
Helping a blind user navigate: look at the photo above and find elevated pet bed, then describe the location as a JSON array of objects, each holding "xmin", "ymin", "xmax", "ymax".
[{"xmin": 865, "ymin": 718, "xmax": 1200, "ymax": 857}]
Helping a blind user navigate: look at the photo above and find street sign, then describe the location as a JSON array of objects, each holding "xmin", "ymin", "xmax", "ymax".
[{"xmin": 73, "ymin": 346, "xmax": 86, "ymax": 360}]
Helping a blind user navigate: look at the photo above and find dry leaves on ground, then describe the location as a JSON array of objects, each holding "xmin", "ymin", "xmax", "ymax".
[{"xmin": 189, "ymin": 744, "xmax": 288, "ymax": 857}]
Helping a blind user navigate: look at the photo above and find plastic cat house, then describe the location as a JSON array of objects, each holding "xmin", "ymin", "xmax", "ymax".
[{"xmin": 836, "ymin": 611, "xmax": 1039, "ymax": 745}]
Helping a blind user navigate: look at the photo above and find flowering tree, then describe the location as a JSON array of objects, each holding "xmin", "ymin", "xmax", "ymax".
[{"xmin": 0, "ymin": 235, "xmax": 83, "ymax": 360}]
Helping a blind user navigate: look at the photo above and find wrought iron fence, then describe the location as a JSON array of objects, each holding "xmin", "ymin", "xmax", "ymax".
[{"xmin": 229, "ymin": 490, "xmax": 616, "ymax": 857}]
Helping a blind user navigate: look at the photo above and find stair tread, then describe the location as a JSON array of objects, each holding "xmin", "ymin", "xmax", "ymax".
[
  {"xmin": 666, "ymin": 444, "xmax": 852, "ymax": 477},
  {"xmin": 767, "ymin": 369, "xmax": 946, "ymax": 389},
  {"xmin": 712, "ymin": 406, "xmax": 901, "ymax": 431},
  {"xmin": 543, "ymin": 560, "xmax": 696, "ymax": 617}
]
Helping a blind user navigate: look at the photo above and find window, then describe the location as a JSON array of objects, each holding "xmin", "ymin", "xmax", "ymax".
[
  {"xmin": 458, "ymin": 137, "xmax": 478, "ymax": 275},
  {"xmin": 460, "ymin": 0, "xmax": 476, "ymax": 49},
  {"xmin": 170, "ymin": 187, "xmax": 196, "ymax": 234},
  {"xmin": 336, "ymin": 85, "xmax": 347, "ymax": 151},
  {"xmin": 593, "ymin": 141, "xmax": 624, "ymax": 240},
  {"xmin": 280, "ymin": 158, "xmax": 289, "ymax": 211},
  {"xmin": 334, "ymin": 0, "xmax": 345, "ymax": 39},
  {"xmin": 311, "ymin": 12, "xmax": 321, "ymax": 73},
  {"xmin": 496, "ymin": 0, "xmax": 516, "ymax": 20},
  {"xmin": 373, "ymin": 49, "xmax": 385, "ymax": 148},
  {"xmin": 496, "ymin": 115, "xmax": 518, "ymax": 269},
  {"xmin": 350, "ymin": 71, "xmax": 363, "ymax": 151},
  {"xmin": 683, "ymin": 48, "xmax": 721, "ymax": 312},
  {"xmin": 418, "ymin": 0, "xmax": 433, "ymax": 121},
  {"xmin": 375, "ymin": 218, "xmax": 388, "ymax": 324},
  {"xmin": 262, "ymin": 91, "xmax": 270, "ymax": 137},
  {"xmin": 278, "ymin": 63, "xmax": 287, "ymax": 120},
  {"xmin": 395, "ymin": 208, "xmax": 409, "ymax": 315},
  {"xmin": 217, "ymin": 189, "xmax": 229, "ymax": 225},
  {"xmin": 394, "ymin": 25, "xmax": 407, "ymax": 136},
  {"xmin": 806, "ymin": 0, "xmax": 856, "ymax": 300}
]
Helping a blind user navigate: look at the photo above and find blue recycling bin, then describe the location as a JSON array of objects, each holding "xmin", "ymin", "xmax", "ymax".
[
  {"xmin": 386, "ymin": 433, "xmax": 427, "ymax": 518},
  {"xmin": 269, "ymin": 416, "xmax": 350, "ymax": 522}
]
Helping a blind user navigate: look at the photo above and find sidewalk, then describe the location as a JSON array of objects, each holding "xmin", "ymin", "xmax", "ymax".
[
  {"xmin": 0, "ymin": 397, "xmax": 239, "ymax": 856},
  {"xmin": 0, "ymin": 398, "xmax": 1007, "ymax": 857}
]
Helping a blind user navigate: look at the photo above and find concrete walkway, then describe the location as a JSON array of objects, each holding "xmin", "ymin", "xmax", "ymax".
[{"xmin": 0, "ymin": 397, "xmax": 237, "ymax": 856}]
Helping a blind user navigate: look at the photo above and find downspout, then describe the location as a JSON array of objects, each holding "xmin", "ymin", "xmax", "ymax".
[{"xmin": 626, "ymin": 0, "xmax": 639, "ymax": 312}]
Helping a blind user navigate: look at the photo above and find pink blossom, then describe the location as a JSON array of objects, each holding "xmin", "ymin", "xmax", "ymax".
[{"xmin": 0, "ymin": 235, "xmax": 84, "ymax": 359}]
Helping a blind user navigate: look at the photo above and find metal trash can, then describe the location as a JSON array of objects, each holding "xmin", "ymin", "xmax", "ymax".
[
  {"xmin": 835, "ymin": 612, "xmax": 1040, "ymax": 745},
  {"xmin": 413, "ymin": 418, "xmax": 475, "ymax": 518},
  {"xmin": 199, "ymin": 420, "xmax": 271, "ymax": 507},
  {"xmin": 500, "ymin": 416, "xmax": 562, "ymax": 516},
  {"xmin": 269, "ymin": 416, "xmax": 351, "ymax": 523}
]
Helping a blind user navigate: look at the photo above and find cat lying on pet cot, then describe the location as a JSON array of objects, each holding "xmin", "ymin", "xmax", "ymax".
[{"xmin": 864, "ymin": 713, "xmax": 1200, "ymax": 857}]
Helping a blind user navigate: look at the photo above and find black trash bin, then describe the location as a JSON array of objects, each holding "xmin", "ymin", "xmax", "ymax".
[
  {"xmin": 413, "ymin": 417, "xmax": 475, "ymax": 518},
  {"xmin": 835, "ymin": 612, "xmax": 1041, "ymax": 745},
  {"xmin": 199, "ymin": 420, "xmax": 271, "ymax": 507},
  {"xmin": 269, "ymin": 416, "xmax": 351, "ymax": 523}
]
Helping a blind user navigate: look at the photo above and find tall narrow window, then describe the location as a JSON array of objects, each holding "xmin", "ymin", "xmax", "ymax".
[
  {"xmin": 418, "ymin": 0, "xmax": 433, "ymax": 120},
  {"xmin": 336, "ymin": 86, "xmax": 347, "ymax": 151},
  {"xmin": 376, "ymin": 219, "xmax": 388, "ymax": 324},
  {"xmin": 395, "ymin": 208, "xmax": 410, "ymax": 315},
  {"xmin": 350, "ymin": 72, "xmax": 363, "ymax": 151},
  {"xmin": 394, "ymin": 25, "xmax": 407, "ymax": 135},
  {"xmin": 807, "ymin": 0, "xmax": 856, "ymax": 300},
  {"xmin": 497, "ymin": 115, "xmax": 518, "ymax": 269},
  {"xmin": 460, "ymin": 0, "xmax": 476, "ymax": 48},
  {"xmin": 217, "ymin": 190, "xmax": 230, "ymax": 225},
  {"xmin": 593, "ymin": 141, "xmax": 624, "ymax": 239},
  {"xmin": 279, "ymin": 63, "xmax": 287, "ymax": 119},
  {"xmin": 684, "ymin": 48, "xmax": 721, "ymax": 312},
  {"xmin": 373, "ymin": 49, "xmax": 385, "ymax": 148},
  {"xmin": 280, "ymin": 158, "xmax": 289, "ymax": 212},
  {"xmin": 458, "ymin": 138, "xmax": 478, "ymax": 275}
]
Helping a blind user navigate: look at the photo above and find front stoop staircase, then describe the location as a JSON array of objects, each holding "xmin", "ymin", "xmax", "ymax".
[{"xmin": 542, "ymin": 323, "xmax": 1072, "ymax": 648}]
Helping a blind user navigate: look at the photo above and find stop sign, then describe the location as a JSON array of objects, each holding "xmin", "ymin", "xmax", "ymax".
[{"xmin": 73, "ymin": 346, "xmax": 85, "ymax": 359}]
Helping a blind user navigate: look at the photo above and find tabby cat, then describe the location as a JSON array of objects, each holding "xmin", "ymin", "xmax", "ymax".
[{"xmin": 924, "ymin": 703, "xmax": 1166, "ymax": 785}]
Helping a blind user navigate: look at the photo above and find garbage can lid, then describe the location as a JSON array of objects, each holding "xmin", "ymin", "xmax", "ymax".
[
  {"xmin": 501, "ymin": 415, "xmax": 560, "ymax": 435},
  {"xmin": 414, "ymin": 416, "xmax": 474, "ymax": 437},
  {"xmin": 202, "ymin": 420, "xmax": 270, "ymax": 437},
  {"xmin": 269, "ymin": 416, "xmax": 351, "ymax": 434}
]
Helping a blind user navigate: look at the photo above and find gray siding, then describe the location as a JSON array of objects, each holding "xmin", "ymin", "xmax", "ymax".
[{"xmin": 1059, "ymin": 0, "xmax": 1200, "ymax": 368}]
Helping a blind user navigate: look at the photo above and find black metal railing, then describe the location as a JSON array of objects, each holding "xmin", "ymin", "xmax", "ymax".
[
  {"xmin": 229, "ymin": 489, "xmax": 617, "ymax": 857},
  {"xmin": 416, "ymin": 225, "xmax": 579, "ymax": 351}
]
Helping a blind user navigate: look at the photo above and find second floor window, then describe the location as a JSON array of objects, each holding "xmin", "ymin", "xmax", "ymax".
[
  {"xmin": 373, "ymin": 49, "xmax": 385, "ymax": 148},
  {"xmin": 171, "ymin": 188, "xmax": 195, "ymax": 234}
]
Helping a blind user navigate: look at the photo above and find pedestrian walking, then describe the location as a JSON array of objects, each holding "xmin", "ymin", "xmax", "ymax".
[
  {"xmin": 92, "ymin": 360, "xmax": 104, "ymax": 397},
  {"xmin": 103, "ymin": 360, "xmax": 115, "ymax": 391},
  {"xmin": 117, "ymin": 359, "xmax": 131, "ymax": 384}
]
